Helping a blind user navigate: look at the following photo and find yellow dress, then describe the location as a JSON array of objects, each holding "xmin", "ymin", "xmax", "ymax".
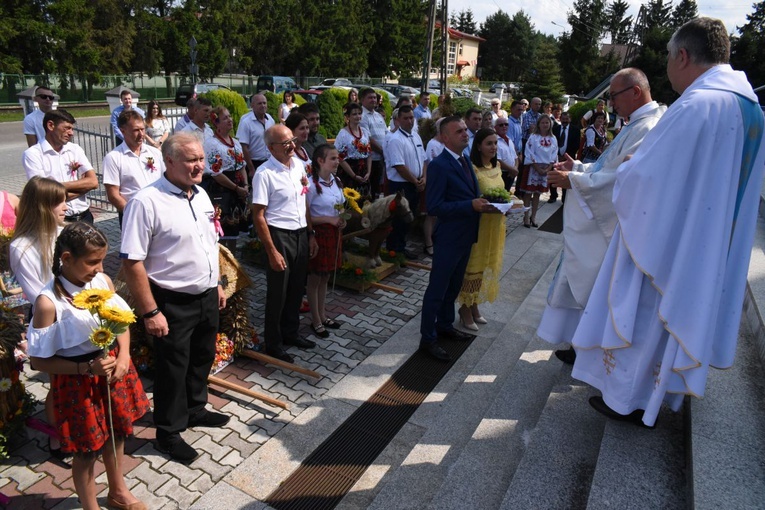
[{"xmin": 459, "ymin": 162, "xmax": 506, "ymax": 306}]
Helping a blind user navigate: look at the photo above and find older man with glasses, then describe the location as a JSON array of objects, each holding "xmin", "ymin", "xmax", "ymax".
[
  {"xmin": 251, "ymin": 124, "xmax": 319, "ymax": 363},
  {"xmin": 24, "ymin": 85, "xmax": 58, "ymax": 147}
]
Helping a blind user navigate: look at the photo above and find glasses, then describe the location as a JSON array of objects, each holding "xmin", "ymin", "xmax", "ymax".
[
  {"xmin": 36, "ymin": 94, "xmax": 55, "ymax": 101},
  {"xmin": 605, "ymin": 86, "xmax": 634, "ymax": 100},
  {"xmin": 273, "ymin": 137, "xmax": 297, "ymax": 148}
]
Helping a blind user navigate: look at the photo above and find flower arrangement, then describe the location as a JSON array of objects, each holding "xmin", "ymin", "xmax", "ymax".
[
  {"xmin": 68, "ymin": 161, "xmax": 82, "ymax": 178},
  {"xmin": 300, "ymin": 175, "xmax": 309, "ymax": 195},
  {"xmin": 210, "ymin": 333, "xmax": 235, "ymax": 375},
  {"xmin": 342, "ymin": 188, "xmax": 363, "ymax": 214},
  {"xmin": 337, "ymin": 262, "xmax": 378, "ymax": 284},
  {"xmin": 344, "ymin": 241, "xmax": 406, "ymax": 267},
  {"xmin": 145, "ymin": 157, "xmax": 157, "ymax": 172}
]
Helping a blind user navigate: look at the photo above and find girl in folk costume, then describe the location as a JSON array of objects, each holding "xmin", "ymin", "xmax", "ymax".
[
  {"xmin": 306, "ymin": 144, "xmax": 347, "ymax": 338},
  {"xmin": 285, "ymin": 112, "xmax": 312, "ymax": 174},
  {"xmin": 28, "ymin": 222, "xmax": 150, "ymax": 510},
  {"xmin": 520, "ymin": 114, "xmax": 558, "ymax": 227},
  {"xmin": 335, "ymin": 102, "xmax": 373, "ymax": 196}
]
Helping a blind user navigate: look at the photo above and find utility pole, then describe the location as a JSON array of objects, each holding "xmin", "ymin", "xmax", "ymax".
[
  {"xmin": 421, "ymin": 0, "xmax": 438, "ymax": 94},
  {"xmin": 189, "ymin": 36, "xmax": 198, "ymax": 84},
  {"xmin": 440, "ymin": 0, "xmax": 448, "ymax": 96}
]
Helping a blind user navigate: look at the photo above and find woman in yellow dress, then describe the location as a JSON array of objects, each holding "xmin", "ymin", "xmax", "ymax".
[{"xmin": 458, "ymin": 128, "xmax": 506, "ymax": 330}]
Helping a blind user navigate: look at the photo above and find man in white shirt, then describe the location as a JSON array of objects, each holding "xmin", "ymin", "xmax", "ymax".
[
  {"xmin": 110, "ymin": 90, "xmax": 145, "ymax": 146},
  {"xmin": 237, "ymin": 93, "xmax": 275, "ymax": 179},
  {"xmin": 252, "ymin": 125, "xmax": 319, "ymax": 363},
  {"xmin": 182, "ymin": 96, "xmax": 213, "ymax": 140},
  {"xmin": 121, "ymin": 132, "xmax": 229, "ymax": 464},
  {"xmin": 174, "ymin": 98, "xmax": 196, "ymax": 133},
  {"xmin": 103, "ymin": 110, "xmax": 164, "ymax": 227},
  {"xmin": 360, "ymin": 88, "xmax": 389, "ymax": 199},
  {"xmin": 493, "ymin": 118, "xmax": 519, "ymax": 191},
  {"xmin": 23, "ymin": 85, "xmax": 57, "ymax": 147},
  {"xmin": 22, "ymin": 110, "xmax": 98, "ymax": 223},
  {"xmin": 384, "ymin": 105, "xmax": 426, "ymax": 260}
]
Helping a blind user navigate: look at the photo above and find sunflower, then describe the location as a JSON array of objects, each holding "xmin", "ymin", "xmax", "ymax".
[
  {"xmin": 72, "ymin": 289, "xmax": 114, "ymax": 311},
  {"xmin": 89, "ymin": 327, "xmax": 114, "ymax": 349},
  {"xmin": 343, "ymin": 188, "xmax": 361, "ymax": 201},
  {"xmin": 0, "ymin": 378, "xmax": 12, "ymax": 392},
  {"xmin": 99, "ymin": 305, "xmax": 137, "ymax": 325}
]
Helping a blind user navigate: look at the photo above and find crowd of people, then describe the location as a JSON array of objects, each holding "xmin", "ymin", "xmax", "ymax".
[{"xmin": 3, "ymin": 16, "xmax": 764, "ymax": 507}]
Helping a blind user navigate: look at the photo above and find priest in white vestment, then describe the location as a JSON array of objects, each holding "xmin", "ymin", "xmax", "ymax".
[
  {"xmin": 569, "ymin": 17, "xmax": 765, "ymax": 428},
  {"xmin": 539, "ymin": 68, "xmax": 666, "ymax": 364}
]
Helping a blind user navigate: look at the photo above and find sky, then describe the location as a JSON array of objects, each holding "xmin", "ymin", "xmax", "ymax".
[{"xmin": 447, "ymin": 0, "xmax": 755, "ymax": 38}]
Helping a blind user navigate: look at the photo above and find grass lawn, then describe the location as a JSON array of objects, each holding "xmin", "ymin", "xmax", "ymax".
[{"xmin": 0, "ymin": 107, "xmax": 111, "ymax": 122}]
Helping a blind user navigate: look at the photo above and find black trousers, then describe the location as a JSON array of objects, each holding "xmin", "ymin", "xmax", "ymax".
[
  {"xmin": 151, "ymin": 284, "xmax": 219, "ymax": 438},
  {"xmin": 64, "ymin": 208, "xmax": 94, "ymax": 224},
  {"xmin": 265, "ymin": 226, "xmax": 309, "ymax": 352}
]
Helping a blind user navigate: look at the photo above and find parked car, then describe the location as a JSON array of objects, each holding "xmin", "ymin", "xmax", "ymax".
[
  {"xmin": 175, "ymin": 83, "xmax": 231, "ymax": 106},
  {"xmin": 321, "ymin": 78, "xmax": 353, "ymax": 87},
  {"xmin": 293, "ymin": 89, "xmax": 324, "ymax": 103},
  {"xmin": 489, "ymin": 83, "xmax": 507, "ymax": 93},
  {"xmin": 256, "ymin": 75, "xmax": 298, "ymax": 94},
  {"xmin": 373, "ymin": 84, "xmax": 418, "ymax": 99}
]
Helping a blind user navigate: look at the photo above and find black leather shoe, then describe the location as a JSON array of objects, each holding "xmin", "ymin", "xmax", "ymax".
[
  {"xmin": 188, "ymin": 411, "xmax": 230, "ymax": 428},
  {"xmin": 266, "ymin": 349, "xmax": 294, "ymax": 363},
  {"xmin": 310, "ymin": 324, "xmax": 330, "ymax": 338},
  {"xmin": 419, "ymin": 342, "xmax": 451, "ymax": 362},
  {"xmin": 284, "ymin": 337, "xmax": 316, "ymax": 349},
  {"xmin": 548, "ymin": 197, "xmax": 557, "ymax": 203},
  {"xmin": 554, "ymin": 347, "xmax": 577, "ymax": 365},
  {"xmin": 156, "ymin": 435, "xmax": 200, "ymax": 464},
  {"xmin": 403, "ymin": 249, "xmax": 418, "ymax": 260},
  {"xmin": 588, "ymin": 396, "xmax": 656, "ymax": 429},
  {"xmin": 436, "ymin": 328, "xmax": 473, "ymax": 342}
]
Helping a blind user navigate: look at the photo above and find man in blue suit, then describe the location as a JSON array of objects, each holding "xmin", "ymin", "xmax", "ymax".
[{"xmin": 420, "ymin": 116, "xmax": 496, "ymax": 361}]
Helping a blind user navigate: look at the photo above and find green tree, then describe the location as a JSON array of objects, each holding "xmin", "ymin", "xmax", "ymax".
[
  {"xmin": 522, "ymin": 37, "xmax": 566, "ymax": 102},
  {"xmin": 477, "ymin": 10, "xmax": 514, "ymax": 80},
  {"xmin": 731, "ymin": 1, "xmax": 765, "ymax": 103},
  {"xmin": 506, "ymin": 11, "xmax": 538, "ymax": 82},
  {"xmin": 366, "ymin": 0, "xmax": 429, "ymax": 78},
  {"xmin": 630, "ymin": 26, "xmax": 676, "ymax": 104},
  {"xmin": 558, "ymin": 0, "xmax": 607, "ymax": 94},
  {"xmin": 644, "ymin": 0, "xmax": 673, "ymax": 31},
  {"xmin": 670, "ymin": 0, "xmax": 698, "ymax": 29},
  {"xmin": 605, "ymin": 0, "xmax": 633, "ymax": 44},
  {"xmin": 452, "ymin": 8, "xmax": 477, "ymax": 33},
  {"xmin": 0, "ymin": 0, "xmax": 54, "ymax": 75}
]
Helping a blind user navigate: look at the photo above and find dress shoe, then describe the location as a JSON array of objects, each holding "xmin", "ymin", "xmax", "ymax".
[
  {"xmin": 458, "ymin": 306, "xmax": 479, "ymax": 331},
  {"xmin": 322, "ymin": 318, "xmax": 342, "ymax": 329},
  {"xmin": 554, "ymin": 347, "xmax": 576, "ymax": 365},
  {"xmin": 436, "ymin": 328, "xmax": 473, "ymax": 341},
  {"xmin": 107, "ymin": 494, "xmax": 148, "ymax": 510},
  {"xmin": 403, "ymin": 249, "xmax": 419, "ymax": 260},
  {"xmin": 48, "ymin": 438, "xmax": 69, "ymax": 461},
  {"xmin": 156, "ymin": 435, "xmax": 200, "ymax": 464},
  {"xmin": 473, "ymin": 315, "xmax": 488, "ymax": 324},
  {"xmin": 284, "ymin": 337, "xmax": 316, "ymax": 349},
  {"xmin": 188, "ymin": 410, "xmax": 230, "ymax": 428},
  {"xmin": 459, "ymin": 317, "xmax": 479, "ymax": 331},
  {"xmin": 299, "ymin": 299, "xmax": 310, "ymax": 313},
  {"xmin": 423, "ymin": 244, "xmax": 434, "ymax": 256},
  {"xmin": 311, "ymin": 323, "xmax": 330, "ymax": 338},
  {"xmin": 266, "ymin": 349, "xmax": 294, "ymax": 363},
  {"xmin": 548, "ymin": 197, "xmax": 557, "ymax": 203},
  {"xmin": 588, "ymin": 396, "xmax": 656, "ymax": 429},
  {"xmin": 419, "ymin": 342, "xmax": 451, "ymax": 362}
]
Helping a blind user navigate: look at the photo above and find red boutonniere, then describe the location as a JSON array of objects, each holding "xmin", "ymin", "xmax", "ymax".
[
  {"xmin": 68, "ymin": 161, "xmax": 82, "ymax": 178},
  {"xmin": 145, "ymin": 157, "xmax": 157, "ymax": 172},
  {"xmin": 300, "ymin": 175, "xmax": 309, "ymax": 195}
]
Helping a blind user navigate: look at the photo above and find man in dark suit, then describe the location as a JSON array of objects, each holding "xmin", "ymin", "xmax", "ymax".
[
  {"xmin": 419, "ymin": 116, "xmax": 496, "ymax": 361},
  {"xmin": 550, "ymin": 111, "xmax": 579, "ymax": 203}
]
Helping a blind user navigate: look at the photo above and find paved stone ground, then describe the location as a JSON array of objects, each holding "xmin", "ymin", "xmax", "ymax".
[{"xmin": 0, "ymin": 184, "xmax": 550, "ymax": 509}]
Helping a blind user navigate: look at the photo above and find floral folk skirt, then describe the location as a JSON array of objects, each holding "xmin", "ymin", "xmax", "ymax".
[{"xmin": 309, "ymin": 223, "xmax": 343, "ymax": 274}]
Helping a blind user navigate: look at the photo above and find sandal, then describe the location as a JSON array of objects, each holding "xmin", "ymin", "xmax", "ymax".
[
  {"xmin": 424, "ymin": 244, "xmax": 434, "ymax": 256},
  {"xmin": 322, "ymin": 319, "xmax": 342, "ymax": 329},
  {"xmin": 311, "ymin": 323, "xmax": 329, "ymax": 338}
]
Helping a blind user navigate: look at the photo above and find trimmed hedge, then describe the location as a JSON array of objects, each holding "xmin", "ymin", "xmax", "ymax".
[
  {"xmin": 264, "ymin": 91, "xmax": 306, "ymax": 122},
  {"xmin": 200, "ymin": 89, "xmax": 249, "ymax": 132},
  {"xmin": 316, "ymin": 91, "xmax": 343, "ymax": 140},
  {"xmin": 567, "ymin": 99, "xmax": 599, "ymax": 129}
]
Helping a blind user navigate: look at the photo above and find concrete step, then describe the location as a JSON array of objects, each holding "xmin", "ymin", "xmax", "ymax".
[
  {"xmin": 498, "ymin": 380, "xmax": 605, "ymax": 510},
  {"xmin": 689, "ymin": 325, "xmax": 765, "ymax": 509}
]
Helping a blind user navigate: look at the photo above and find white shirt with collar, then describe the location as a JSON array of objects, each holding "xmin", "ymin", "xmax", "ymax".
[
  {"xmin": 251, "ymin": 155, "xmax": 308, "ymax": 230},
  {"xmin": 182, "ymin": 122, "xmax": 213, "ymax": 141},
  {"xmin": 361, "ymin": 107, "xmax": 388, "ymax": 162},
  {"xmin": 22, "ymin": 139, "xmax": 93, "ymax": 215},
  {"xmin": 236, "ymin": 111, "xmax": 275, "ymax": 161},
  {"xmin": 497, "ymin": 136, "xmax": 518, "ymax": 167},
  {"xmin": 307, "ymin": 174, "xmax": 344, "ymax": 218},
  {"xmin": 23, "ymin": 109, "xmax": 46, "ymax": 144},
  {"xmin": 120, "ymin": 175, "xmax": 220, "ymax": 295},
  {"xmin": 102, "ymin": 142, "xmax": 164, "ymax": 203},
  {"xmin": 385, "ymin": 128, "xmax": 426, "ymax": 183}
]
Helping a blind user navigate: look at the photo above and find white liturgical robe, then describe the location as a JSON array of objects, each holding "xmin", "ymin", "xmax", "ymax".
[
  {"xmin": 569, "ymin": 65, "xmax": 765, "ymax": 427},
  {"xmin": 537, "ymin": 101, "xmax": 666, "ymax": 344}
]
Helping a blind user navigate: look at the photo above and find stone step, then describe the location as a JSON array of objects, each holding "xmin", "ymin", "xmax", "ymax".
[
  {"xmin": 497, "ymin": 381, "xmax": 605, "ymax": 510},
  {"xmin": 364, "ymin": 216, "xmax": 564, "ymax": 509},
  {"xmin": 689, "ymin": 325, "xmax": 765, "ymax": 509}
]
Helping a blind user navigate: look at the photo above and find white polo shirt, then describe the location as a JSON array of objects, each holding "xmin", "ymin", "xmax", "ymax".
[
  {"xmin": 23, "ymin": 110, "xmax": 46, "ymax": 144},
  {"xmin": 22, "ymin": 140, "xmax": 93, "ymax": 215},
  {"xmin": 497, "ymin": 136, "xmax": 518, "ymax": 168},
  {"xmin": 120, "ymin": 176, "xmax": 220, "ymax": 295},
  {"xmin": 360, "ymin": 108, "xmax": 388, "ymax": 162},
  {"xmin": 385, "ymin": 128, "xmax": 426, "ymax": 183},
  {"xmin": 182, "ymin": 122, "xmax": 213, "ymax": 140},
  {"xmin": 251, "ymin": 155, "xmax": 308, "ymax": 231},
  {"xmin": 102, "ymin": 143, "xmax": 164, "ymax": 203},
  {"xmin": 307, "ymin": 175, "xmax": 344, "ymax": 218},
  {"xmin": 236, "ymin": 111, "xmax": 275, "ymax": 161}
]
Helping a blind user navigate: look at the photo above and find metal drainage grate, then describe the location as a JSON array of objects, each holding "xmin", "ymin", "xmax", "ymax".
[{"xmin": 265, "ymin": 337, "xmax": 475, "ymax": 510}]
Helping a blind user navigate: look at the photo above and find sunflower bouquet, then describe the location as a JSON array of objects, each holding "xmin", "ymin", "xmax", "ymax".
[{"xmin": 72, "ymin": 288, "xmax": 136, "ymax": 462}]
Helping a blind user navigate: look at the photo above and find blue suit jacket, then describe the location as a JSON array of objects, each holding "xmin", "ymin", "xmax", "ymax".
[{"xmin": 426, "ymin": 150, "xmax": 481, "ymax": 247}]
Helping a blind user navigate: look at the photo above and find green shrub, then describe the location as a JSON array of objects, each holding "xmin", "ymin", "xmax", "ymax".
[
  {"xmin": 373, "ymin": 88, "xmax": 392, "ymax": 123},
  {"xmin": 264, "ymin": 91, "xmax": 281, "ymax": 121},
  {"xmin": 200, "ymin": 90, "xmax": 248, "ymax": 132},
  {"xmin": 451, "ymin": 97, "xmax": 480, "ymax": 117},
  {"xmin": 567, "ymin": 99, "xmax": 599, "ymax": 129},
  {"xmin": 316, "ymin": 91, "xmax": 343, "ymax": 139}
]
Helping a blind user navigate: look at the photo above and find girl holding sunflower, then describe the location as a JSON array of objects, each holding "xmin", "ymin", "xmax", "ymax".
[
  {"xmin": 27, "ymin": 222, "xmax": 150, "ymax": 510},
  {"xmin": 306, "ymin": 144, "xmax": 347, "ymax": 338}
]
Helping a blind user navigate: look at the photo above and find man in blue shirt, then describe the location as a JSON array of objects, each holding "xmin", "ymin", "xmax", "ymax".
[
  {"xmin": 111, "ymin": 90, "xmax": 145, "ymax": 146},
  {"xmin": 414, "ymin": 93, "xmax": 432, "ymax": 120}
]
